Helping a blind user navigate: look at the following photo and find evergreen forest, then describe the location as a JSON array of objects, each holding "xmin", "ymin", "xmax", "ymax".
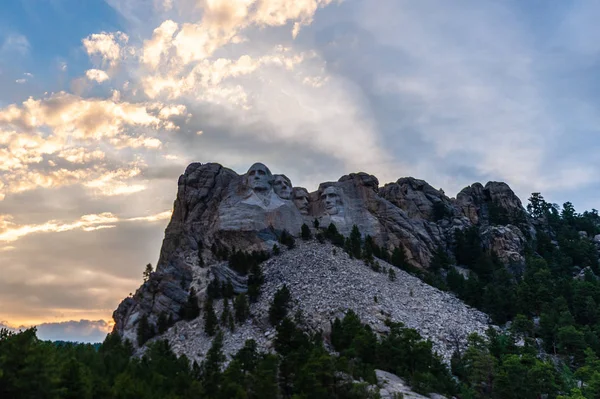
[{"xmin": 2, "ymin": 192, "xmax": 600, "ymax": 398}]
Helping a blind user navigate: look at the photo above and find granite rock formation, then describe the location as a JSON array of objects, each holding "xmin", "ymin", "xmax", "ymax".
[{"xmin": 113, "ymin": 161, "xmax": 533, "ymax": 359}]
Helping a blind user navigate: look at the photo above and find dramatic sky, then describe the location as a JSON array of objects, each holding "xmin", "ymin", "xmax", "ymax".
[{"xmin": 1, "ymin": 0, "xmax": 599, "ymax": 342}]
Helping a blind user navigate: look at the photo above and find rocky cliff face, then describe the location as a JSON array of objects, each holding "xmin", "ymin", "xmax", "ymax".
[{"xmin": 113, "ymin": 161, "xmax": 533, "ymax": 355}]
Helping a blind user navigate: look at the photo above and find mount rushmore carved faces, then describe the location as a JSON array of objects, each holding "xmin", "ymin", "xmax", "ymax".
[
  {"xmin": 292, "ymin": 187, "xmax": 310, "ymax": 215},
  {"xmin": 246, "ymin": 163, "xmax": 274, "ymax": 192},
  {"xmin": 321, "ymin": 186, "xmax": 344, "ymax": 215},
  {"xmin": 273, "ymin": 175, "xmax": 292, "ymax": 199}
]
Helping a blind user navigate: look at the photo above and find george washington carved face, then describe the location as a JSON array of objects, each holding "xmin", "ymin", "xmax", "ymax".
[
  {"xmin": 321, "ymin": 186, "xmax": 343, "ymax": 215},
  {"xmin": 246, "ymin": 163, "xmax": 273, "ymax": 192},
  {"xmin": 293, "ymin": 187, "xmax": 310, "ymax": 215}
]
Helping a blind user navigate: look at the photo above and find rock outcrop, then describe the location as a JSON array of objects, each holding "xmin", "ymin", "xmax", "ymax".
[
  {"xmin": 380, "ymin": 177, "xmax": 453, "ymax": 222},
  {"xmin": 376, "ymin": 369, "xmax": 448, "ymax": 399},
  {"xmin": 113, "ymin": 161, "xmax": 533, "ymax": 361}
]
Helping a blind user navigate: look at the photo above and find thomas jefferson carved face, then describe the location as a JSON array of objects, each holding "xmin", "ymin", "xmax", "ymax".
[
  {"xmin": 246, "ymin": 163, "xmax": 273, "ymax": 192},
  {"xmin": 293, "ymin": 187, "xmax": 310, "ymax": 215},
  {"xmin": 273, "ymin": 175, "xmax": 292, "ymax": 199},
  {"xmin": 321, "ymin": 186, "xmax": 343, "ymax": 215}
]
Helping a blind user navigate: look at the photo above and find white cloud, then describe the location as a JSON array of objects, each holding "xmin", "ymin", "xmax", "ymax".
[
  {"xmin": 82, "ymin": 31, "xmax": 129, "ymax": 67},
  {"xmin": 0, "ymin": 93, "xmax": 186, "ymax": 199},
  {"xmin": 0, "ymin": 210, "xmax": 172, "ymax": 243},
  {"xmin": 1, "ymin": 34, "xmax": 30, "ymax": 55},
  {"xmin": 85, "ymin": 69, "xmax": 110, "ymax": 83},
  {"xmin": 142, "ymin": 20, "xmax": 179, "ymax": 68}
]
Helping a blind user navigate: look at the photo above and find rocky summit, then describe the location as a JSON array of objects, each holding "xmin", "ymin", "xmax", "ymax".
[{"xmin": 113, "ymin": 161, "xmax": 532, "ymax": 365}]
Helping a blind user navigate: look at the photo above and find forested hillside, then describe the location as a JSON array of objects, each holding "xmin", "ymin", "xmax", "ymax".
[{"xmin": 1, "ymin": 192, "xmax": 599, "ymax": 398}]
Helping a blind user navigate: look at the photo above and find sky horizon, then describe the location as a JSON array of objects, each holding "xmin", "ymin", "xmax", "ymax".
[{"xmin": 1, "ymin": 0, "xmax": 599, "ymax": 342}]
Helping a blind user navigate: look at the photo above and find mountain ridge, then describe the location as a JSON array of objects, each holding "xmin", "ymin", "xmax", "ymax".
[{"xmin": 112, "ymin": 161, "xmax": 531, "ymax": 356}]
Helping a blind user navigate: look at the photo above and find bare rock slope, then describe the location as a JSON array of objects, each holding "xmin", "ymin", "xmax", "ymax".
[{"xmin": 158, "ymin": 241, "xmax": 488, "ymax": 365}]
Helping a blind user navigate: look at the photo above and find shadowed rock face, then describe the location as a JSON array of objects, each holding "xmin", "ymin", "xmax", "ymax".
[
  {"xmin": 113, "ymin": 162, "xmax": 532, "ymax": 346},
  {"xmin": 380, "ymin": 177, "xmax": 453, "ymax": 222}
]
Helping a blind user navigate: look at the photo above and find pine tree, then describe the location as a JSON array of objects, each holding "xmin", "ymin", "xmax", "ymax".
[
  {"xmin": 60, "ymin": 357, "xmax": 93, "ymax": 399},
  {"xmin": 301, "ymin": 223, "xmax": 312, "ymax": 240},
  {"xmin": 344, "ymin": 237, "xmax": 353, "ymax": 257},
  {"xmin": 392, "ymin": 246, "xmax": 410, "ymax": 271},
  {"xmin": 200, "ymin": 331, "xmax": 225, "ymax": 397},
  {"xmin": 180, "ymin": 287, "xmax": 200, "ymax": 321},
  {"xmin": 272, "ymin": 244, "xmax": 281, "ymax": 256},
  {"xmin": 143, "ymin": 263, "xmax": 153, "ymax": 282},
  {"xmin": 228, "ymin": 313, "xmax": 235, "ymax": 332},
  {"xmin": 269, "ymin": 285, "xmax": 292, "ymax": 326},
  {"xmin": 207, "ymin": 277, "xmax": 221, "ymax": 299},
  {"xmin": 235, "ymin": 294, "xmax": 250, "ymax": 323},
  {"xmin": 279, "ymin": 229, "xmax": 295, "ymax": 249},
  {"xmin": 350, "ymin": 225, "xmax": 362, "ymax": 259},
  {"xmin": 363, "ymin": 234, "xmax": 375, "ymax": 259},
  {"xmin": 137, "ymin": 314, "xmax": 155, "ymax": 346},
  {"xmin": 247, "ymin": 262, "xmax": 264, "ymax": 303},
  {"xmin": 388, "ymin": 267, "xmax": 397, "ymax": 282},
  {"xmin": 221, "ymin": 298, "xmax": 231, "ymax": 327},
  {"xmin": 157, "ymin": 312, "xmax": 170, "ymax": 334},
  {"xmin": 204, "ymin": 299, "xmax": 218, "ymax": 336},
  {"xmin": 326, "ymin": 223, "xmax": 345, "ymax": 246},
  {"xmin": 198, "ymin": 242, "xmax": 205, "ymax": 267},
  {"xmin": 221, "ymin": 281, "xmax": 234, "ymax": 299},
  {"xmin": 429, "ymin": 246, "xmax": 451, "ymax": 272},
  {"xmin": 313, "ymin": 218, "xmax": 320, "ymax": 229}
]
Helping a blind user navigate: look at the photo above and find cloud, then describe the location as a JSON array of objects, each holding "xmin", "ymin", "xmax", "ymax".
[
  {"xmin": 0, "ymin": 92, "xmax": 181, "ymax": 139},
  {"xmin": 85, "ymin": 69, "xmax": 110, "ymax": 83},
  {"xmin": 0, "ymin": 210, "xmax": 171, "ymax": 244},
  {"xmin": 0, "ymin": 211, "xmax": 171, "ymax": 327},
  {"xmin": 1, "ymin": 34, "xmax": 30, "ymax": 56},
  {"xmin": 82, "ymin": 31, "xmax": 129, "ymax": 67},
  {"xmin": 0, "ymin": 320, "xmax": 111, "ymax": 343},
  {"xmin": 35, "ymin": 320, "xmax": 111, "ymax": 343},
  {"xmin": 0, "ymin": 92, "xmax": 187, "ymax": 199}
]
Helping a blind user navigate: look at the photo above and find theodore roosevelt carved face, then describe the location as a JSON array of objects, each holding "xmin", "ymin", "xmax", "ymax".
[{"xmin": 293, "ymin": 187, "xmax": 310, "ymax": 215}]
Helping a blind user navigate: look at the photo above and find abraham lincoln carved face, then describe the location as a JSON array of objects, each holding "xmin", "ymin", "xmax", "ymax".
[{"xmin": 321, "ymin": 186, "xmax": 343, "ymax": 215}]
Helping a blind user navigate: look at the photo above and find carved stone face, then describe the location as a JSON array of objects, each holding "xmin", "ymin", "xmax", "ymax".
[
  {"xmin": 293, "ymin": 187, "xmax": 310, "ymax": 215},
  {"xmin": 273, "ymin": 175, "xmax": 292, "ymax": 199},
  {"xmin": 321, "ymin": 186, "xmax": 343, "ymax": 215},
  {"xmin": 246, "ymin": 163, "xmax": 273, "ymax": 192}
]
